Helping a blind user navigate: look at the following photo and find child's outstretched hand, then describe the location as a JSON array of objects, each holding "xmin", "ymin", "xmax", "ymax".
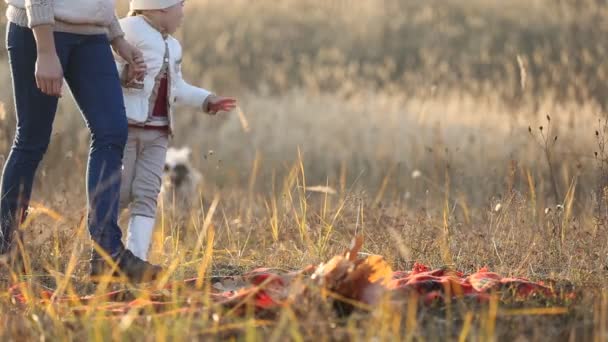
[{"xmin": 206, "ymin": 95, "xmax": 237, "ymax": 115}]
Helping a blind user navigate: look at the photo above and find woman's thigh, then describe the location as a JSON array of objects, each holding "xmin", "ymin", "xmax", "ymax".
[
  {"xmin": 63, "ymin": 34, "xmax": 127, "ymax": 145},
  {"xmin": 6, "ymin": 23, "xmax": 62, "ymax": 149}
]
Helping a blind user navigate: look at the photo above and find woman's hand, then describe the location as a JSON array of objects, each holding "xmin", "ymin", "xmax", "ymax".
[
  {"xmin": 206, "ymin": 95, "xmax": 237, "ymax": 114},
  {"xmin": 112, "ymin": 37, "xmax": 146, "ymax": 81},
  {"xmin": 35, "ymin": 50, "xmax": 63, "ymax": 97},
  {"xmin": 32, "ymin": 25, "xmax": 63, "ymax": 97},
  {"xmin": 120, "ymin": 64, "xmax": 145, "ymax": 89}
]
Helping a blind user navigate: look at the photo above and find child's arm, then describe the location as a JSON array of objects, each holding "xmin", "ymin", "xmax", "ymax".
[
  {"xmin": 173, "ymin": 61, "xmax": 212, "ymax": 111},
  {"xmin": 172, "ymin": 44, "xmax": 236, "ymax": 113},
  {"xmin": 173, "ymin": 66, "xmax": 237, "ymax": 114}
]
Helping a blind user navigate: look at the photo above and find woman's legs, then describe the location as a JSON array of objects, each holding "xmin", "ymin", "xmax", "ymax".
[
  {"xmin": 62, "ymin": 33, "xmax": 129, "ymax": 258},
  {"xmin": 0, "ymin": 23, "xmax": 67, "ymax": 254},
  {"xmin": 64, "ymin": 34, "xmax": 162, "ymax": 282},
  {"xmin": 1, "ymin": 25, "xmax": 160, "ymax": 281}
]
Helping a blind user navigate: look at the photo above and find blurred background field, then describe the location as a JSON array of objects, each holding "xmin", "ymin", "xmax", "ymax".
[
  {"xmin": 1, "ymin": 0, "xmax": 608, "ymax": 340},
  {"xmin": 1, "ymin": 0, "xmax": 606, "ymax": 206}
]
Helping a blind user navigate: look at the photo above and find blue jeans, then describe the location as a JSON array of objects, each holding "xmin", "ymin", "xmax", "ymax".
[{"xmin": 1, "ymin": 23, "xmax": 128, "ymax": 258}]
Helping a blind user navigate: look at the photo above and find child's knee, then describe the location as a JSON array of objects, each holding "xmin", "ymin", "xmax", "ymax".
[{"xmin": 130, "ymin": 193, "xmax": 159, "ymax": 218}]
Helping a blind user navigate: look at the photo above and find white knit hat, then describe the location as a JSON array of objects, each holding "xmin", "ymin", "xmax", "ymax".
[{"xmin": 130, "ymin": 0, "xmax": 182, "ymax": 11}]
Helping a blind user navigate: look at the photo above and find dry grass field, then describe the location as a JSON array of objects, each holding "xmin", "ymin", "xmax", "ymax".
[{"xmin": 1, "ymin": 0, "xmax": 608, "ymax": 340}]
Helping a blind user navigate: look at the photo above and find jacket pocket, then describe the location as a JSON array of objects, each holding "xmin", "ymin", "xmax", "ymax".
[{"xmin": 123, "ymin": 92, "xmax": 149, "ymax": 123}]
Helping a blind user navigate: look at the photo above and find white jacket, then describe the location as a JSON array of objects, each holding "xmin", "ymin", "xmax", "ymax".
[{"xmin": 117, "ymin": 16, "xmax": 211, "ymax": 133}]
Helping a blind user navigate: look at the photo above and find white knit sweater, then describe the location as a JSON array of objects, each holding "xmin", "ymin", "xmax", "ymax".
[{"xmin": 5, "ymin": 0, "xmax": 123, "ymax": 40}]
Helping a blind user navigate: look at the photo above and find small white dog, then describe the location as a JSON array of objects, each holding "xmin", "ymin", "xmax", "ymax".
[{"xmin": 161, "ymin": 147, "xmax": 202, "ymax": 217}]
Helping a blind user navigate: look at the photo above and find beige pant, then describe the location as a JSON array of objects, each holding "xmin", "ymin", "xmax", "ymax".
[{"xmin": 119, "ymin": 127, "xmax": 169, "ymax": 218}]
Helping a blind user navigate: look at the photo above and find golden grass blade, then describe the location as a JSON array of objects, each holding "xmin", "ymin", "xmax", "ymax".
[
  {"xmin": 499, "ymin": 307, "xmax": 569, "ymax": 316},
  {"xmin": 236, "ymin": 107, "xmax": 251, "ymax": 133}
]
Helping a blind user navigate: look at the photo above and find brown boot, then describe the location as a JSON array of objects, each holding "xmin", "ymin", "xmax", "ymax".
[{"xmin": 90, "ymin": 249, "xmax": 163, "ymax": 284}]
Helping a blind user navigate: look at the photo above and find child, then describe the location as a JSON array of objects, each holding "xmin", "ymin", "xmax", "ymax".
[{"xmin": 116, "ymin": 0, "xmax": 237, "ymax": 261}]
